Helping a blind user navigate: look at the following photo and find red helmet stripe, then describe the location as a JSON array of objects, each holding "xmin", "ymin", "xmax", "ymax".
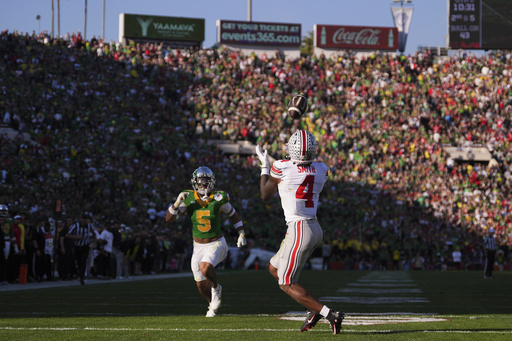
[{"xmin": 301, "ymin": 130, "xmax": 307, "ymax": 156}]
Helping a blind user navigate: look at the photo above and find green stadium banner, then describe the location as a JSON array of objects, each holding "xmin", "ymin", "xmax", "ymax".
[{"xmin": 120, "ymin": 13, "xmax": 205, "ymax": 42}]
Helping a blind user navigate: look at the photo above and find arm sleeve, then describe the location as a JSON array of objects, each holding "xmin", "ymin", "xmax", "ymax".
[
  {"xmin": 177, "ymin": 202, "xmax": 187, "ymax": 214},
  {"xmin": 220, "ymin": 202, "xmax": 234, "ymax": 215}
]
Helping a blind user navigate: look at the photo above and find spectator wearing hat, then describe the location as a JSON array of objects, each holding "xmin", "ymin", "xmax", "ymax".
[{"xmin": 483, "ymin": 228, "xmax": 497, "ymax": 279}]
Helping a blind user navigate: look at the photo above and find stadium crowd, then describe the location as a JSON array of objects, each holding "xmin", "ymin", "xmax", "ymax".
[{"xmin": 1, "ymin": 29, "xmax": 511, "ymax": 284}]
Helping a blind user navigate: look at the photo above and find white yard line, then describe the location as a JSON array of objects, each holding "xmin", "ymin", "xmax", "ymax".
[
  {"xmin": 321, "ymin": 271, "xmax": 431, "ymax": 303},
  {"xmin": 0, "ymin": 326, "xmax": 511, "ymax": 334}
]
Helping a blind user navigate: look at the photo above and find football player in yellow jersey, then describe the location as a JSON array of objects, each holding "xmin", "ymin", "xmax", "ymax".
[{"xmin": 166, "ymin": 166, "xmax": 246, "ymax": 317}]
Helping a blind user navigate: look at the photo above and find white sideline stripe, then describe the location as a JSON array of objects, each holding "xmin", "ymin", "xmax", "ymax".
[{"xmin": 0, "ymin": 327, "xmax": 511, "ymax": 334}]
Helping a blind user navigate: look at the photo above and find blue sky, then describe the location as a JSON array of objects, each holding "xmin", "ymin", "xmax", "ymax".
[{"xmin": 2, "ymin": 0, "xmax": 449, "ymax": 56}]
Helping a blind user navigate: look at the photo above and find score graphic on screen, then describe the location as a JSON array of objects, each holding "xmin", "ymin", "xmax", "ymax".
[
  {"xmin": 449, "ymin": 0, "xmax": 512, "ymax": 50},
  {"xmin": 449, "ymin": 0, "xmax": 481, "ymax": 49}
]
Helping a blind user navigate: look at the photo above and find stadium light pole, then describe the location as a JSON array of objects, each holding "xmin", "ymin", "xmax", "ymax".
[
  {"xmin": 102, "ymin": 0, "xmax": 106, "ymax": 41},
  {"xmin": 36, "ymin": 15, "xmax": 41, "ymax": 35},
  {"xmin": 51, "ymin": 0, "xmax": 54, "ymax": 38},
  {"xmin": 57, "ymin": 0, "xmax": 60, "ymax": 38},
  {"xmin": 247, "ymin": 0, "xmax": 252, "ymax": 21},
  {"xmin": 84, "ymin": 0, "xmax": 87, "ymax": 40}
]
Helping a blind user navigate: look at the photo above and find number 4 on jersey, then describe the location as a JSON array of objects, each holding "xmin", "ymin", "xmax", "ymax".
[{"xmin": 296, "ymin": 175, "xmax": 315, "ymax": 208}]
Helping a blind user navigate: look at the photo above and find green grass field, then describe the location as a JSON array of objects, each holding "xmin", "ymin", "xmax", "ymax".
[{"xmin": 0, "ymin": 270, "xmax": 511, "ymax": 340}]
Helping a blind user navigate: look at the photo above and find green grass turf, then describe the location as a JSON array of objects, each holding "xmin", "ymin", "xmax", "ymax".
[{"xmin": 0, "ymin": 270, "xmax": 511, "ymax": 340}]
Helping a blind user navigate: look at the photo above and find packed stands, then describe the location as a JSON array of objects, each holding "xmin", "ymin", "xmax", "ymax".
[{"xmin": 1, "ymin": 30, "xmax": 511, "ymax": 281}]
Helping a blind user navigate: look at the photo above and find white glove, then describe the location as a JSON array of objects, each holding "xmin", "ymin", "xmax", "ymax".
[
  {"xmin": 255, "ymin": 145, "xmax": 270, "ymax": 175},
  {"xmin": 174, "ymin": 192, "xmax": 189, "ymax": 208},
  {"xmin": 169, "ymin": 192, "xmax": 189, "ymax": 215},
  {"xmin": 237, "ymin": 231, "xmax": 247, "ymax": 248}
]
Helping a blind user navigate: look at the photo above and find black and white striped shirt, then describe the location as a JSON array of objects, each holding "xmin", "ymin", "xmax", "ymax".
[
  {"xmin": 67, "ymin": 222, "xmax": 93, "ymax": 247},
  {"xmin": 484, "ymin": 235, "xmax": 496, "ymax": 251}
]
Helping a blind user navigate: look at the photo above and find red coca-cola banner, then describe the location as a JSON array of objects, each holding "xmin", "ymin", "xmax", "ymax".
[{"xmin": 316, "ymin": 24, "xmax": 398, "ymax": 50}]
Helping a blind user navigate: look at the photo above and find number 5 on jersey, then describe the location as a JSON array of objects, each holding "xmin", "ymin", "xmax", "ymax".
[{"xmin": 196, "ymin": 210, "xmax": 211, "ymax": 232}]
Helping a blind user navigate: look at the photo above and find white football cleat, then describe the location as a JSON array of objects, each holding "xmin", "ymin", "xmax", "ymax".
[
  {"xmin": 210, "ymin": 284, "xmax": 222, "ymax": 311},
  {"xmin": 206, "ymin": 308, "xmax": 216, "ymax": 317}
]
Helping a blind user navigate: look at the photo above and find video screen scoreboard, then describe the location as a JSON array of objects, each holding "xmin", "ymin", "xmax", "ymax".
[{"xmin": 449, "ymin": 0, "xmax": 512, "ymax": 50}]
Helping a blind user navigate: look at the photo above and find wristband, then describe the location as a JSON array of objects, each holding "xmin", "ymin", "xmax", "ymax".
[
  {"xmin": 168, "ymin": 205, "xmax": 178, "ymax": 215},
  {"xmin": 233, "ymin": 221, "xmax": 243, "ymax": 229},
  {"xmin": 260, "ymin": 167, "xmax": 270, "ymax": 176}
]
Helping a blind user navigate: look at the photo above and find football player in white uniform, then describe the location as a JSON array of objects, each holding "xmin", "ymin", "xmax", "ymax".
[{"xmin": 256, "ymin": 130, "xmax": 344, "ymax": 335}]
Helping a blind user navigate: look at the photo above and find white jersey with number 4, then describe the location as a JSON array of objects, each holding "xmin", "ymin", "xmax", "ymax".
[{"xmin": 270, "ymin": 160, "xmax": 329, "ymax": 224}]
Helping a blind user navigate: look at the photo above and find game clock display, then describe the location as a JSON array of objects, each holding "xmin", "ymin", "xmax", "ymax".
[
  {"xmin": 449, "ymin": 0, "xmax": 481, "ymax": 49},
  {"xmin": 449, "ymin": 0, "xmax": 512, "ymax": 50}
]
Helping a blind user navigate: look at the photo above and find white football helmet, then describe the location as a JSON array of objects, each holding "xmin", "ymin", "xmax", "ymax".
[
  {"xmin": 191, "ymin": 166, "xmax": 216, "ymax": 196},
  {"xmin": 287, "ymin": 130, "xmax": 317, "ymax": 165}
]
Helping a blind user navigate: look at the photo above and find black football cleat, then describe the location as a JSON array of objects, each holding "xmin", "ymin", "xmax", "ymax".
[
  {"xmin": 327, "ymin": 311, "xmax": 344, "ymax": 335},
  {"xmin": 300, "ymin": 309, "xmax": 322, "ymax": 332}
]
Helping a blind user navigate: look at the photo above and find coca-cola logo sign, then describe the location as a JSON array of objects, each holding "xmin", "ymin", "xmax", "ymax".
[
  {"xmin": 333, "ymin": 28, "xmax": 380, "ymax": 45},
  {"xmin": 317, "ymin": 24, "xmax": 398, "ymax": 50}
]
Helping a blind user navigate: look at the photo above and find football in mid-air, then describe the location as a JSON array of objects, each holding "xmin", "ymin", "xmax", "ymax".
[{"xmin": 287, "ymin": 94, "xmax": 308, "ymax": 119}]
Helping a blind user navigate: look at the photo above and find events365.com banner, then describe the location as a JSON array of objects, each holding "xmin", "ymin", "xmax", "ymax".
[{"xmin": 217, "ymin": 20, "xmax": 301, "ymax": 47}]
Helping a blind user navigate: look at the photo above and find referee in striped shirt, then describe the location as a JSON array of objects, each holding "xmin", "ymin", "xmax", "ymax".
[
  {"xmin": 483, "ymin": 228, "xmax": 496, "ymax": 279},
  {"xmin": 65, "ymin": 213, "xmax": 95, "ymax": 285}
]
